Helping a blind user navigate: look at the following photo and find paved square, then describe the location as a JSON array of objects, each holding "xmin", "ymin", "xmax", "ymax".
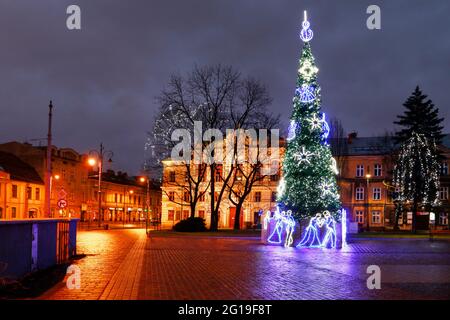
[{"xmin": 41, "ymin": 229, "xmax": 450, "ymax": 300}]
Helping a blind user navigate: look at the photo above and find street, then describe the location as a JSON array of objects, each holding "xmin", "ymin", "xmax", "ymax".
[{"xmin": 41, "ymin": 229, "xmax": 450, "ymax": 300}]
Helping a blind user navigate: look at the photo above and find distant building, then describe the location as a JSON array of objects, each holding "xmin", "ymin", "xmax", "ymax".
[
  {"xmin": 84, "ymin": 170, "xmax": 161, "ymax": 223},
  {"xmin": 0, "ymin": 151, "xmax": 45, "ymax": 219},
  {"xmin": 0, "ymin": 142, "xmax": 162, "ymax": 223},
  {"xmin": 161, "ymin": 138, "xmax": 283, "ymax": 229},
  {"xmin": 332, "ymin": 133, "xmax": 450, "ymax": 231}
]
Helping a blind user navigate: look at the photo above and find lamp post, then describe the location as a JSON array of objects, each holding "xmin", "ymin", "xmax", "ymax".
[
  {"xmin": 49, "ymin": 174, "xmax": 60, "ymax": 217},
  {"xmin": 140, "ymin": 176, "xmax": 151, "ymax": 235},
  {"xmin": 365, "ymin": 173, "xmax": 371, "ymax": 231},
  {"xmin": 88, "ymin": 143, "xmax": 113, "ymax": 228}
]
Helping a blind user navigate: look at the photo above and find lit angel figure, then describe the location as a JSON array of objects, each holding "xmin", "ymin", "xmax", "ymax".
[
  {"xmin": 286, "ymin": 120, "xmax": 297, "ymax": 141},
  {"xmin": 282, "ymin": 211, "xmax": 296, "ymax": 247},
  {"xmin": 321, "ymin": 211, "xmax": 337, "ymax": 248},
  {"xmin": 296, "ymin": 84, "xmax": 316, "ymax": 103},
  {"xmin": 277, "ymin": 177, "xmax": 286, "ymax": 197},
  {"xmin": 293, "ymin": 146, "xmax": 314, "ymax": 164},
  {"xmin": 297, "ymin": 213, "xmax": 322, "ymax": 248},
  {"xmin": 267, "ymin": 208, "xmax": 284, "ymax": 244},
  {"xmin": 263, "ymin": 211, "xmax": 271, "ymax": 230},
  {"xmin": 330, "ymin": 157, "xmax": 339, "ymax": 175}
]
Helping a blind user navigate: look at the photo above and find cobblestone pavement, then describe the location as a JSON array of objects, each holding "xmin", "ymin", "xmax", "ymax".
[
  {"xmin": 41, "ymin": 229, "xmax": 144, "ymax": 300},
  {"xmin": 40, "ymin": 230, "xmax": 450, "ymax": 300}
]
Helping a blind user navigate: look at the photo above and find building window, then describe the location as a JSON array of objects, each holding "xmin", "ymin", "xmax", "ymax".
[
  {"xmin": 199, "ymin": 193, "xmax": 205, "ymax": 202},
  {"xmin": 215, "ymin": 165, "xmax": 222, "ymax": 182},
  {"xmin": 183, "ymin": 210, "xmax": 189, "ymax": 220},
  {"xmin": 198, "ymin": 210, "xmax": 205, "ymax": 219},
  {"xmin": 439, "ymin": 213, "xmax": 448, "ymax": 226},
  {"xmin": 169, "ymin": 171, "xmax": 176, "ymax": 182},
  {"xmin": 355, "ymin": 187, "xmax": 364, "ymax": 201},
  {"xmin": 374, "ymin": 164, "xmax": 382, "ymax": 177},
  {"xmin": 214, "ymin": 192, "xmax": 219, "ymax": 202},
  {"xmin": 441, "ymin": 162, "xmax": 449, "ymax": 176},
  {"xmin": 183, "ymin": 191, "xmax": 190, "ymax": 202},
  {"xmin": 372, "ymin": 211, "xmax": 381, "ymax": 224},
  {"xmin": 115, "ymin": 193, "xmax": 118, "ymax": 203},
  {"xmin": 35, "ymin": 188, "xmax": 40, "ymax": 201},
  {"xmin": 356, "ymin": 165, "xmax": 364, "ymax": 177},
  {"xmin": 27, "ymin": 187, "xmax": 32, "ymax": 200},
  {"xmin": 12, "ymin": 185, "xmax": 18, "ymax": 198},
  {"xmin": 271, "ymin": 192, "xmax": 277, "ymax": 202},
  {"xmin": 355, "ymin": 210, "xmax": 364, "ymax": 224},
  {"xmin": 373, "ymin": 187, "xmax": 381, "ymax": 200},
  {"xmin": 254, "ymin": 192, "xmax": 261, "ymax": 202},
  {"xmin": 168, "ymin": 210, "xmax": 174, "ymax": 221},
  {"xmin": 12, "ymin": 207, "xmax": 17, "ymax": 218},
  {"xmin": 120, "ymin": 194, "xmax": 123, "ymax": 203},
  {"xmin": 439, "ymin": 187, "xmax": 449, "ymax": 200},
  {"xmin": 175, "ymin": 211, "xmax": 181, "ymax": 221},
  {"xmin": 168, "ymin": 192, "xmax": 175, "ymax": 202}
]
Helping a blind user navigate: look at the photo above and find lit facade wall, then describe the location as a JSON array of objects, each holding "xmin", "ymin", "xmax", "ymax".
[{"xmin": 0, "ymin": 170, "xmax": 45, "ymax": 219}]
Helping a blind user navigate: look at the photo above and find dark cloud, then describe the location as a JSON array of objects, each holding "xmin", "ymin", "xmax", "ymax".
[{"xmin": 1, "ymin": 0, "xmax": 449, "ymax": 174}]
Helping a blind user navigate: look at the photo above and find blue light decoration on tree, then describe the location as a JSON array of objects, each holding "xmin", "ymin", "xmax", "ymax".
[{"xmin": 270, "ymin": 10, "xmax": 347, "ymax": 248}]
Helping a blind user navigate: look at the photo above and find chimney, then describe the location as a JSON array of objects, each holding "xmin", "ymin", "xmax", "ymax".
[{"xmin": 348, "ymin": 132, "xmax": 357, "ymax": 144}]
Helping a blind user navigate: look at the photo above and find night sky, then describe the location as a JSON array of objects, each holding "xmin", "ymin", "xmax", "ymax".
[{"xmin": 0, "ymin": 0, "xmax": 449, "ymax": 175}]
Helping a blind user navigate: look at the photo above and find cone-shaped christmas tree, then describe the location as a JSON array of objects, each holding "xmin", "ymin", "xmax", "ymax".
[{"xmin": 278, "ymin": 12, "xmax": 341, "ymax": 221}]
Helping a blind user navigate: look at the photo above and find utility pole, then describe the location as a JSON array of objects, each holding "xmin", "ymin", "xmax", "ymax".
[
  {"xmin": 45, "ymin": 101, "xmax": 53, "ymax": 218},
  {"xmin": 97, "ymin": 143, "xmax": 104, "ymax": 227}
]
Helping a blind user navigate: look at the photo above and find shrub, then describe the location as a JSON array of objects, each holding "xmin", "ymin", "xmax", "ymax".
[{"xmin": 173, "ymin": 217, "xmax": 207, "ymax": 232}]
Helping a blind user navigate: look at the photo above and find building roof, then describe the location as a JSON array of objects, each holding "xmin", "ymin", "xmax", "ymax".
[
  {"xmin": 329, "ymin": 134, "xmax": 450, "ymax": 156},
  {"xmin": 0, "ymin": 151, "xmax": 44, "ymax": 184}
]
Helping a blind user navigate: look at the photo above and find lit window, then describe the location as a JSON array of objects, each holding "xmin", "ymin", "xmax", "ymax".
[
  {"xmin": 441, "ymin": 162, "xmax": 449, "ymax": 176},
  {"xmin": 439, "ymin": 213, "xmax": 448, "ymax": 226},
  {"xmin": 374, "ymin": 164, "xmax": 382, "ymax": 177},
  {"xmin": 271, "ymin": 192, "xmax": 277, "ymax": 202},
  {"xmin": 371, "ymin": 211, "xmax": 381, "ymax": 224},
  {"xmin": 373, "ymin": 187, "xmax": 381, "ymax": 200},
  {"xmin": 439, "ymin": 187, "xmax": 449, "ymax": 200},
  {"xmin": 356, "ymin": 165, "xmax": 364, "ymax": 177},
  {"xmin": 355, "ymin": 187, "xmax": 364, "ymax": 200},
  {"xmin": 355, "ymin": 210, "xmax": 364, "ymax": 224},
  {"xmin": 168, "ymin": 210, "xmax": 174, "ymax": 220},
  {"xmin": 12, "ymin": 185, "xmax": 18, "ymax": 198}
]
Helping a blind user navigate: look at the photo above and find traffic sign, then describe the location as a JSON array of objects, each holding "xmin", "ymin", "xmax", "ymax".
[{"xmin": 57, "ymin": 199, "xmax": 68, "ymax": 209}]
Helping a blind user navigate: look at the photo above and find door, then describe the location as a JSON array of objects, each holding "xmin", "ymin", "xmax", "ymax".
[{"xmin": 229, "ymin": 207, "xmax": 244, "ymax": 229}]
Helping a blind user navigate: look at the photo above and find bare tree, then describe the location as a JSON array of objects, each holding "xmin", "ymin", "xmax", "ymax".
[
  {"xmin": 329, "ymin": 117, "xmax": 347, "ymax": 175},
  {"xmin": 146, "ymin": 65, "xmax": 277, "ymax": 231}
]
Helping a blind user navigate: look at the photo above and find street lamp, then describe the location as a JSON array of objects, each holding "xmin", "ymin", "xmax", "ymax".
[
  {"xmin": 49, "ymin": 174, "xmax": 61, "ymax": 217},
  {"xmin": 139, "ymin": 176, "xmax": 151, "ymax": 235},
  {"xmin": 88, "ymin": 143, "xmax": 113, "ymax": 227}
]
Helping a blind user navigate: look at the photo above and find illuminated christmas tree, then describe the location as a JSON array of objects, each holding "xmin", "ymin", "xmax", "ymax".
[{"xmin": 277, "ymin": 12, "xmax": 341, "ymax": 221}]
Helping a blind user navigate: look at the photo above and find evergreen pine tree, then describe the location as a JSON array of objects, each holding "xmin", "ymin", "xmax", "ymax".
[
  {"xmin": 395, "ymin": 86, "xmax": 444, "ymax": 147},
  {"xmin": 277, "ymin": 13, "xmax": 341, "ymax": 220},
  {"xmin": 393, "ymin": 133, "xmax": 440, "ymax": 231}
]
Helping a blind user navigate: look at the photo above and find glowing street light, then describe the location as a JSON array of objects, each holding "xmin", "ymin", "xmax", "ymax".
[{"xmin": 88, "ymin": 143, "xmax": 113, "ymax": 227}]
